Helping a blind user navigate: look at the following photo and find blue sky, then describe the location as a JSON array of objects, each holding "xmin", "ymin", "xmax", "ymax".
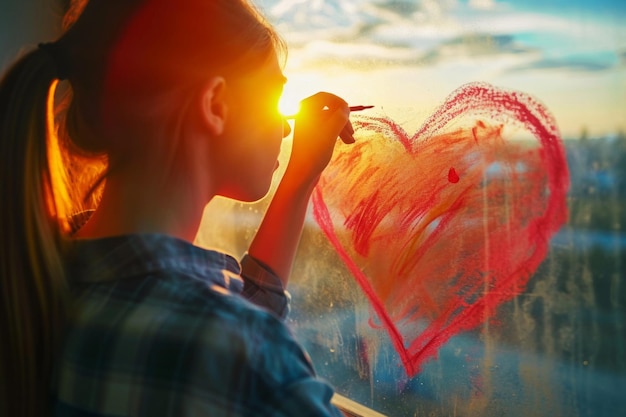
[{"xmin": 258, "ymin": 0, "xmax": 626, "ymax": 138}]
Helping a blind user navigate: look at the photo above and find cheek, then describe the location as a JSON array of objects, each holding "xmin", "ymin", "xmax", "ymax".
[
  {"xmin": 239, "ymin": 122, "xmax": 281, "ymax": 172},
  {"xmin": 253, "ymin": 114, "xmax": 284, "ymax": 151},
  {"xmin": 255, "ymin": 130, "xmax": 282, "ymax": 174}
]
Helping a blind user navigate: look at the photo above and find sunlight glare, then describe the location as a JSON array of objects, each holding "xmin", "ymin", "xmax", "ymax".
[{"xmin": 279, "ymin": 87, "xmax": 301, "ymax": 118}]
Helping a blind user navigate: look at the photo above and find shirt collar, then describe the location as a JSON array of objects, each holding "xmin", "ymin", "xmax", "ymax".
[{"xmin": 66, "ymin": 234, "xmax": 244, "ymax": 294}]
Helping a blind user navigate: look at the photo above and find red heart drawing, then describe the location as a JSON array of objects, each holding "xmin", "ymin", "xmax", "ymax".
[{"xmin": 311, "ymin": 82, "xmax": 569, "ymax": 376}]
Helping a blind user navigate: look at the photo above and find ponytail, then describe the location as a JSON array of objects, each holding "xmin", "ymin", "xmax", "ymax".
[{"xmin": 0, "ymin": 48, "xmax": 68, "ymax": 417}]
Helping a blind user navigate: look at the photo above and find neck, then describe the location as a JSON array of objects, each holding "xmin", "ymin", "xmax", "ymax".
[{"xmin": 75, "ymin": 152, "xmax": 214, "ymax": 243}]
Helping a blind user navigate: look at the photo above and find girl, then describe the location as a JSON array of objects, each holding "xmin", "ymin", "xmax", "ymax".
[{"xmin": 0, "ymin": 0, "xmax": 354, "ymax": 416}]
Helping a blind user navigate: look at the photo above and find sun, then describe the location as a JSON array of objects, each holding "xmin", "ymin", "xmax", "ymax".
[
  {"xmin": 277, "ymin": 72, "xmax": 324, "ymax": 118},
  {"xmin": 278, "ymin": 86, "xmax": 301, "ymax": 118}
]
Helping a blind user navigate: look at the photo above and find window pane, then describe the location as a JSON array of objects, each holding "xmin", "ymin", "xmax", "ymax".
[{"xmin": 199, "ymin": 1, "xmax": 625, "ymax": 415}]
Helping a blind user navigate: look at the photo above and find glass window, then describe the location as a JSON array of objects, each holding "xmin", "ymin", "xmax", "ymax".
[{"xmin": 199, "ymin": 1, "xmax": 625, "ymax": 416}]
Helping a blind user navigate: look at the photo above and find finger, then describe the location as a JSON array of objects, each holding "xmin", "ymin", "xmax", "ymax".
[
  {"xmin": 300, "ymin": 92, "xmax": 349, "ymax": 115},
  {"xmin": 339, "ymin": 124, "xmax": 355, "ymax": 144},
  {"xmin": 346, "ymin": 119, "xmax": 354, "ymax": 135},
  {"xmin": 340, "ymin": 132, "xmax": 355, "ymax": 144},
  {"xmin": 339, "ymin": 118, "xmax": 354, "ymax": 143}
]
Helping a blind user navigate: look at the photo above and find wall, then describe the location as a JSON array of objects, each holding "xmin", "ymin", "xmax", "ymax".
[{"xmin": 0, "ymin": 0, "xmax": 64, "ymax": 70}]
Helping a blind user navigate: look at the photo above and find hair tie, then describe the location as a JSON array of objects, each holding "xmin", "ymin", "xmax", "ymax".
[{"xmin": 38, "ymin": 42, "xmax": 69, "ymax": 81}]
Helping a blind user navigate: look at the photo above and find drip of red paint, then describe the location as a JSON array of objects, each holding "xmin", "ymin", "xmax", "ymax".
[
  {"xmin": 312, "ymin": 82, "xmax": 569, "ymax": 376},
  {"xmin": 448, "ymin": 167, "xmax": 460, "ymax": 183}
]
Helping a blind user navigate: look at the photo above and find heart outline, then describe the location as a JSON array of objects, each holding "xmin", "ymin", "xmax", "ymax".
[{"xmin": 312, "ymin": 82, "xmax": 569, "ymax": 376}]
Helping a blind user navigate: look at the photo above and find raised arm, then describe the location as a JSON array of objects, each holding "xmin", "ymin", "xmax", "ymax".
[{"xmin": 247, "ymin": 92, "xmax": 355, "ymax": 287}]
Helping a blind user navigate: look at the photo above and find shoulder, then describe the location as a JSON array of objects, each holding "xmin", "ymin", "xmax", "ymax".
[
  {"xmin": 141, "ymin": 274, "xmax": 335, "ymax": 415},
  {"xmin": 69, "ymin": 266, "xmax": 288, "ymax": 350},
  {"xmin": 61, "ymin": 270, "xmax": 331, "ymax": 415}
]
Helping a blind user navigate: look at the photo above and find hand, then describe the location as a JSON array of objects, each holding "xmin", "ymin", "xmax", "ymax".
[{"xmin": 286, "ymin": 92, "xmax": 355, "ymax": 185}]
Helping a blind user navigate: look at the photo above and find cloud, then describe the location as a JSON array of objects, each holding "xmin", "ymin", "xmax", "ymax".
[
  {"xmin": 259, "ymin": 0, "xmax": 625, "ymax": 76},
  {"xmin": 262, "ymin": 0, "xmax": 382, "ymax": 45},
  {"xmin": 509, "ymin": 54, "xmax": 619, "ymax": 74},
  {"xmin": 468, "ymin": 0, "xmax": 497, "ymax": 10},
  {"xmin": 285, "ymin": 32, "xmax": 538, "ymax": 71},
  {"xmin": 418, "ymin": 34, "xmax": 537, "ymax": 64}
]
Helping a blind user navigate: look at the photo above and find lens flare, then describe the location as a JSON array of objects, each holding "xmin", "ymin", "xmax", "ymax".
[{"xmin": 278, "ymin": 88, "xmax": 301, "ymax": 118}]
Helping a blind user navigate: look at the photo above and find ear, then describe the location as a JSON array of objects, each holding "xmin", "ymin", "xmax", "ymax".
[{"xmin": 200, "ymin": 76, "xmax": 228, "ymax": 136}]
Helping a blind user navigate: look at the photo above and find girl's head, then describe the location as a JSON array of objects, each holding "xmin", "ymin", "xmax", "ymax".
[
  {"xmin": 0, "ymin": 1, "xmax": 288, "ymax": 415},
  {"xmin": 58, "ymin": 0, "xmax": 288, "ymax": 202}
]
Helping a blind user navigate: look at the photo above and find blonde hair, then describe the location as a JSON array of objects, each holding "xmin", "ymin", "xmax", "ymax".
[{"xmin": 0, "ymin": 1, "xmax": 284, "ymax": 415}]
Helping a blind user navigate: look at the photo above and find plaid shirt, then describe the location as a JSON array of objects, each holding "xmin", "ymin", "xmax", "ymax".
[{"xmin": 52, "ymin": 234, "xmax": 341, "ymax": 417}]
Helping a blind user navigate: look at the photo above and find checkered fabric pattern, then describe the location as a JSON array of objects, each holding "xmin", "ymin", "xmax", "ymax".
[{"xmin": 52, "ymin": 234, "xmax": 341, "ymax": 417}]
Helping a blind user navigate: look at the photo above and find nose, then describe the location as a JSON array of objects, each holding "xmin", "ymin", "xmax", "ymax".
[{"xmin": 282, "ymin": 118, "xmax": 292, "ymax": 138}]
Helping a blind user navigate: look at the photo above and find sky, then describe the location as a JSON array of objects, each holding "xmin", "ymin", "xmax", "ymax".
[
  {"xmin": 257, "ymin": 0, "xmax": 626, "ymax": 138},
  {"xmin": 1, "ymin": 0, "xmax": 623, "ymax": 138}
]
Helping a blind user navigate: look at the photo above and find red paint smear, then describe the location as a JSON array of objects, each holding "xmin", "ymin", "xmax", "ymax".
[
  {"xmin": 312, "ymin": 82, "xmax": 569, "ymax": 376},
  {"xmin": 448, "ymin": 167, "xmax": 460, "ymax": 183}
]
